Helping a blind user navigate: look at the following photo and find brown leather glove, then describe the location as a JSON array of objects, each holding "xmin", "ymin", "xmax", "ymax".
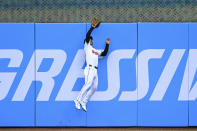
[{"xmin": 91, "ymin": 17, "xmax": 101, "ymax": 28}]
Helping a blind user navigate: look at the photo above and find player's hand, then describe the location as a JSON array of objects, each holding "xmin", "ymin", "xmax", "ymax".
[{"xmin": 106, "ymin": 38, "xmax": 110, "ymax": 44}]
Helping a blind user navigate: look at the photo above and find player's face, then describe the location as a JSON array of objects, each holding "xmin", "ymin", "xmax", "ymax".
[{"xmin": 90, "ymin": 39, "xmax": 93, "ymax": 46}]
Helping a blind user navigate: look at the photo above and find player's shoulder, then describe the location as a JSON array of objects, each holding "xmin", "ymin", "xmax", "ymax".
[
  {"xmin": 84, "ymin": 42, "xmax": 91, "ymax": 50},
  {"xmin": 84, "ymin": 41, "xmax": 90, "ymax": 45},
  {"xmin": 85, "ymin": 42, "xmax": 92, "ymax": 47}
]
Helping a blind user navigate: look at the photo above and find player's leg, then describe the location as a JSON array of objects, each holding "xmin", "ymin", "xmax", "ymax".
[
  {"xmin": 80, "ymin": 72, "xmax": 98, "ymax": 112},
  {"xmin": 74, "ymin": 67, "xmax": 94, "ymax": 110},
  {"xmin": 76, "ymin": 67, "xmax": 94, "ymax": 103},
  {"xmin": 83, "ymin": 74, "xmax": 98, "ymax": 104}
]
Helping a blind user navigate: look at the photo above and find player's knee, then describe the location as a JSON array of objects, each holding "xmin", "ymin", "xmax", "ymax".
[
  {"xmin": 92, "ymin": 86, "xmax": 97, "ymax": 91},
  {"xmin": 85, "ymin": 81, "xmax": 92, "ymax": 87}
]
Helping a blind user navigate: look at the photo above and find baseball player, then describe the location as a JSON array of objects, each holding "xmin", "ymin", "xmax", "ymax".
[{"xmin": 74, "ymin": 18, "xmax": 110, "ymax": 112}]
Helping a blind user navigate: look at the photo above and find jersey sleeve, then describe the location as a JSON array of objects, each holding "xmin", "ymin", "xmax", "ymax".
[
  {"xmin": 95, "ymin": 49, "xmax": 104, "ymax": 59},
  {"xmin": 100, "ymin": 44, "xmax": 109, "ymax": 56},
  {"xmin": 96, "ymin": 49, "xmax": 103, "ymax": 56},
  {"xmin": 85, "ymin": 27, "xmax": 94, "ymax": 43}
]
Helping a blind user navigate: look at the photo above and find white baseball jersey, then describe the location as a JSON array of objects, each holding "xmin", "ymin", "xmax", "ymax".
[{"xmin": 84, "ymin": 41, "xmax": 102, "ymax": 67}]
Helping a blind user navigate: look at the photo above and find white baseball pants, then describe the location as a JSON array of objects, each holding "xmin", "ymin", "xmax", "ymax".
[{"xmin": 76, "ymin": 66, "xmax": 98, "ymax": 104}]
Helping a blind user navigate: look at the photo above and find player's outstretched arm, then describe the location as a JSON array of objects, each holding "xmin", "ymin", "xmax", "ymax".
[
  {"xmin": 85, "ymin": 26, "xmax": 94, "ymax": 43},
  {"xmin": 84, "ymin": 18, "xmax": 101, "ymax": 44},
  {"xmin": 100, "ymin": 38, "xmax": 110, "ymax": 56}
]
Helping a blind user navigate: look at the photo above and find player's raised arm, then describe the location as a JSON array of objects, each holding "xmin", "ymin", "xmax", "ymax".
[
  {"xmin": 100, "ymin": 38, "xmax": 110, "ymax": 56},
  {"xmin": 85, "ymin": 26, "xmax": 94, "ymax": 44},
  {"xmin": 84, "ymin": 18, "xmax": 101, "ymax": 44}
]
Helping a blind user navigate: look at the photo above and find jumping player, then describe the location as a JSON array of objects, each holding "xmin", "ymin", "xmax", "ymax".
[{"xmin": 74, "ymin": 23, "xmax": 110, "ymax": 112}]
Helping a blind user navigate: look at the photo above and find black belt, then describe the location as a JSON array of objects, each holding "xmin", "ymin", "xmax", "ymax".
[{"xmin": 89, "ymin": 64, "xmax": 98, "ymax": 69}]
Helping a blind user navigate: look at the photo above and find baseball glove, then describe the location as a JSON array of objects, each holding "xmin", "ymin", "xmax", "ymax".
[{"xmin": 91, "ymin": 17, "xmax": 101, "ymax": 28}]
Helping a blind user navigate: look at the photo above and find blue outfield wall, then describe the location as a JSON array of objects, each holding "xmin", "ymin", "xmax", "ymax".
[
  {"xmin": 35, "ymin": 23, "xmax": 87, "ymax": 126},
  {"xmin": 189, "ymin": 23, "xmax": 197, "ymax": 126},
  {"xmin": 0, "ymin": 23, "xmax": 35, "ymax": 126},
  {"xmin": 0, "ymin": 23, "xmax": 196, "ymax": 127},
  {"xmin": 138, "ymin": 23, "xmax": 189, "ymax": 126}
]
